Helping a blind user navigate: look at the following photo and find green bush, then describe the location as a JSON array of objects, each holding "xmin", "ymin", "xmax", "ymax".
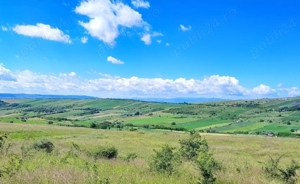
[
  {"xmin": 33, "ymin": 139, "xmax": 54, "ymax": 153},
  {"xmin": 179, "ymin": 130, "xmax": 208, "ymax": 160},
  {"xmin": 150, "ymin": 144, "xmax": 178, "ymax": 175},
  {"xmin": 0, "ymin": 155, "xmax": 23, "ymax": 177},
  {"xmin": 0, "ymin": 133, "xmax": 9, "ymax": 155},
  {"xmin": 196, "ymin": 151, "xmax": 221, "ymax": 184},
  {"xmin": 93, "ymin": 146, "xmax": 118, "ymax": 159},
  {"xmin": 178, "ymin": 130, "xmax": 221, "ymax": 183},
  {"xmin": 262, "ymin": 156, "xmax": 300, "ymax": 184}
]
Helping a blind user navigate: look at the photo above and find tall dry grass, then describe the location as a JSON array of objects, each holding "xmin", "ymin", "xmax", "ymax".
[{"xmin": 1, "ymin": 122, "xmax": 299, "ymax": 183}]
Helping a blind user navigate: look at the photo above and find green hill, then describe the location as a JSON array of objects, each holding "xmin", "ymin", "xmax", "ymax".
[{"xmin": 1, "ymin": 97, "xmax": 300, "ymax": 136}]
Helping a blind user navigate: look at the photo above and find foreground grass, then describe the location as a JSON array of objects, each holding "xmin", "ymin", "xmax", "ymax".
[{"xmin": 1, "ymin": 122, "xmax": 299, "ymax": 183}]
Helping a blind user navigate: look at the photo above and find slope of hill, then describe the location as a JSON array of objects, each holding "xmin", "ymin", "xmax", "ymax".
[
  {"xmin": 0, "ymin": 93, "xmax": 96, "ymax": 99},
  {"xmin": 0, "ymin": 97, "xmax": 300, "ymax": 136}
]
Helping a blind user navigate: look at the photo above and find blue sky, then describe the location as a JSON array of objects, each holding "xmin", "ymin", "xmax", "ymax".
[{"xmin": 0, "ymin": 0, "xmax": 300, "ymax": 99}]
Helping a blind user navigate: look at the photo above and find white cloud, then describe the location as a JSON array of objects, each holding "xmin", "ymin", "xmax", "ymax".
[
  {"xmin": 98, "ymin": 72, "xmax": 120, "ymax": 79},
  {"xmin": 131, "ymin": 0, "xmax": 150, "ymax": 8},
  {"xmin": 81, "ymin": 36, "xmax": 88, "ymax": 44},
  {"xmin": 279, "ymin": 87, "xmax": 300, "ymax": 97},
  {"xmin": 180, "ymin": 24, "xmax": 192, "ymax": 32},
  {"xmin": 166, "ymin": 42, "xmax": 170, "ymax": 46},
  {"xmin": 13, "ymin": 23, "xmax": 71, "ymax": 43},
  {"xmin": 1, "ymin": 26, "xmax": 8, "ymax": 31},
  {"xmin": 107, "ymin": 56, "xmax": 124, "ymax": 64},
  {"xmin": 1, "ymin": 65, "xmax": 298, "ymax": 99},
  {"xmin": 75, "ymin": 0, "xmax": 149, "ymax": 46},
  {"xmin": 141, "ymin": 33, "xmax": 151, "ymax": 45},
  {"xmin": 59, "ymin": 72, "xmax": 77, "ymax": 77},
  {"xmin": 277, "ymin": 83, "xmax": 282, "ymax": 87},
  {"xmin": 141, "ymin": 32, "xmax": 163, "ymax": 45},
  {"xmin": 157, "ymin": 40, "xmax": 161, "ymax": 44},
  {"xmin": 251, "ymin": 84, "xmax": 276, "ymax": 95},
  {"xmin": 0, "ymin": 64, "xmax": 16, "ymax": 81}
]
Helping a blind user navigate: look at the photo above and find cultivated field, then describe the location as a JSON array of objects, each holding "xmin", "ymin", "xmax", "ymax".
[
  {"xmin": 1, "ymin": 98, "xmax": 300, "ymax": 136},
  {"xmin": 1, "ymin": 98, "xmax": 300, "ymax": 183}
]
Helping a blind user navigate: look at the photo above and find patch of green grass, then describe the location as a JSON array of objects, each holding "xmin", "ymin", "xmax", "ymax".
[
  {"xmin": 178, "ymin": 119, "xmax": 228, "ymax": 130},
  {"xmin": 124, "ymin": 115, "xmax": 198, "ymax": 126},
  {"xmin": 254, "ymin": 123, "xmax": 299, "ymax": 133}
]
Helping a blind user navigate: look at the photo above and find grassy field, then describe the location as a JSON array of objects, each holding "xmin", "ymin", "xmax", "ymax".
[
  {"xmin": 1, "ymin": 122, "xmax": 300, "ymax": 184},
  {"xmin": 1, "ymin": 97, "xmax": 300, "ymax": 136}
]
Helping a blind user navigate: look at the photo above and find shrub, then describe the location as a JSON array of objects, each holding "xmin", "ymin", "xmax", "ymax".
[
  {"xmin": 93, "ymin": 146, "xmax": 118, "ymax": 159},
  {"xmin": 90, "ymin": 122, "xmax": 97, "ymax": 128},
  {"xmin": 48, "ymin": 121, "xmax": 54, "ymax": 124},
  {"xmin": 0, "ymin": 155, "xmax": 23, "ymax": 177},
  {"xmin": 0, "ymin": 133, "xmax": 8, "ymax": 155},
  {"xmin": 0, "ymin": 134, "xmax": 8, "ymax": 150},
  {"xmin": 143, "ymin": 124, "xmax": 149, "ymax": 129},
  {"xmin": 129, "ymin": 128, "xmax": 137, "ymax": 131},
  {"xmin": 262, "ymin": 155, "xmax": 300, "ymax": 184},
  {"xmin": 33, "ymin": 139, "xmax": 54, "ymax": 153},
  {"xmin": 179, "ymin": 130, "xmax": 208, "ymax": 160},
  {"xmin": 196, "ymin": 151, "xmax": 221, "ymax": 184},
  {"xmin": 178, "ymin": 130, "xmax": 221, "ymax": 183},
  {"xmin": 150, "ymin": 144, "xmax": 178, "ymax": 175}
]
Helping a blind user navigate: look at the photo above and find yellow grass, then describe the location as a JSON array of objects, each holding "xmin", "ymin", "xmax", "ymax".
[{"xmin": 0, "ymin": 122, "xmax": 299, "ymax": 183}]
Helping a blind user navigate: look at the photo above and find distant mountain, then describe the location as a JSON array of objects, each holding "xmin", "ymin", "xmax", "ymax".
[
  {"xmin": 0, "ymin": 93, "xmax": 224, "ymax": 102},
  {"xmin": 133, "ymin": 97, "xmax": 225, "ymax": 103},
  {"xmin": 0, "ymin": 93, "xmax": 96, "ymax": 99}
]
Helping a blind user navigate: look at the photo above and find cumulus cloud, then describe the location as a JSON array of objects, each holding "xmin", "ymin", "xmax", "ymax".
[
  {"xmin": 131, "ymin": 0, "xmax": 150, "ymax": 8},
  {"xmin": 180, "ymin": 24, "xmax": 192, "ymax": 32},
  {"xmin": 13, "ymin": 23, "xmax": 71, "ymax": 43},
  {"xmin": 0, "ymin": 69, "xmax": 80, "ymax": 94},
  {"xmin": 0, "ymin": 64, "xmax": 16, "ymax": 81},
  {"xmin": 279, "ymin": 87, "xmax": 300, "ymax": 97},
  {"xmin": 81, "ymin": 36, "xmax": 88, "ymax": 44},
  {"xmin": 141, "ymin": 34, "xmax": 151, "ymax": 45},
  {"xmin": 251, "ymin": 84, "xmax": 276, "ymax": 95},
  {"xmin": 107, "ymin": 56, "xmax": 124, "ymax": 64},
  {"xmin": 141, "ymin": 32, "xmax": 163, "ymax": 45},
  {"xmin": 0, "ymin": 64, "xmax": 286, "ymax": 98},
  {"xmin": 75, "ymin": 0, "xmax": 149, "ymax": 46}
]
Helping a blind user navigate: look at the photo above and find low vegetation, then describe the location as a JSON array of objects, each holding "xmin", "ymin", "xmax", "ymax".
[
  {"xmin": 1, "ymin": 122, "xmax": 300, "ymax": 183},
  {"xmin": 1, "ymin": 98, "xmax": 300, "ymax": 137},
  {"xmin": 1, "ymin": 98, "xmax": 300, "ymax": 183}
]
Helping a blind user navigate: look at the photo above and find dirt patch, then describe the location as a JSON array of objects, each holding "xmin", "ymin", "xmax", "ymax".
[
  {"xmin": 0, "ymin": 114, "xmax": 17, "ymax": 118},
  {"xmin": 89, "ymin": 113, "xmax": 119, "ymax": 118}
]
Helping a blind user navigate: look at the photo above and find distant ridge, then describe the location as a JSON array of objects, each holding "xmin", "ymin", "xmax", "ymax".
[
  {"xmin": 133, "ymin": 97, "xmax": 225, "ymax": 103},
  {"xmin": 0, "ymin": 93, "xmax": 224, "ymax": 102},
  {"xmin": 0, "ymin": 93, "xmax": 96, "ymax": 99}
]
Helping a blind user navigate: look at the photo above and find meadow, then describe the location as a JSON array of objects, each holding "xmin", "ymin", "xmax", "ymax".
[
  {"xmin": 1, "ymin": 97, "xmax": 300, "ymax": 135},
  {"xmin": 1, "ymin": 98, "xmax": 300, "ymax": 183},
  {"xmin": 1, "ymin": 122, "xmax": 300, "ymax": 184}
]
